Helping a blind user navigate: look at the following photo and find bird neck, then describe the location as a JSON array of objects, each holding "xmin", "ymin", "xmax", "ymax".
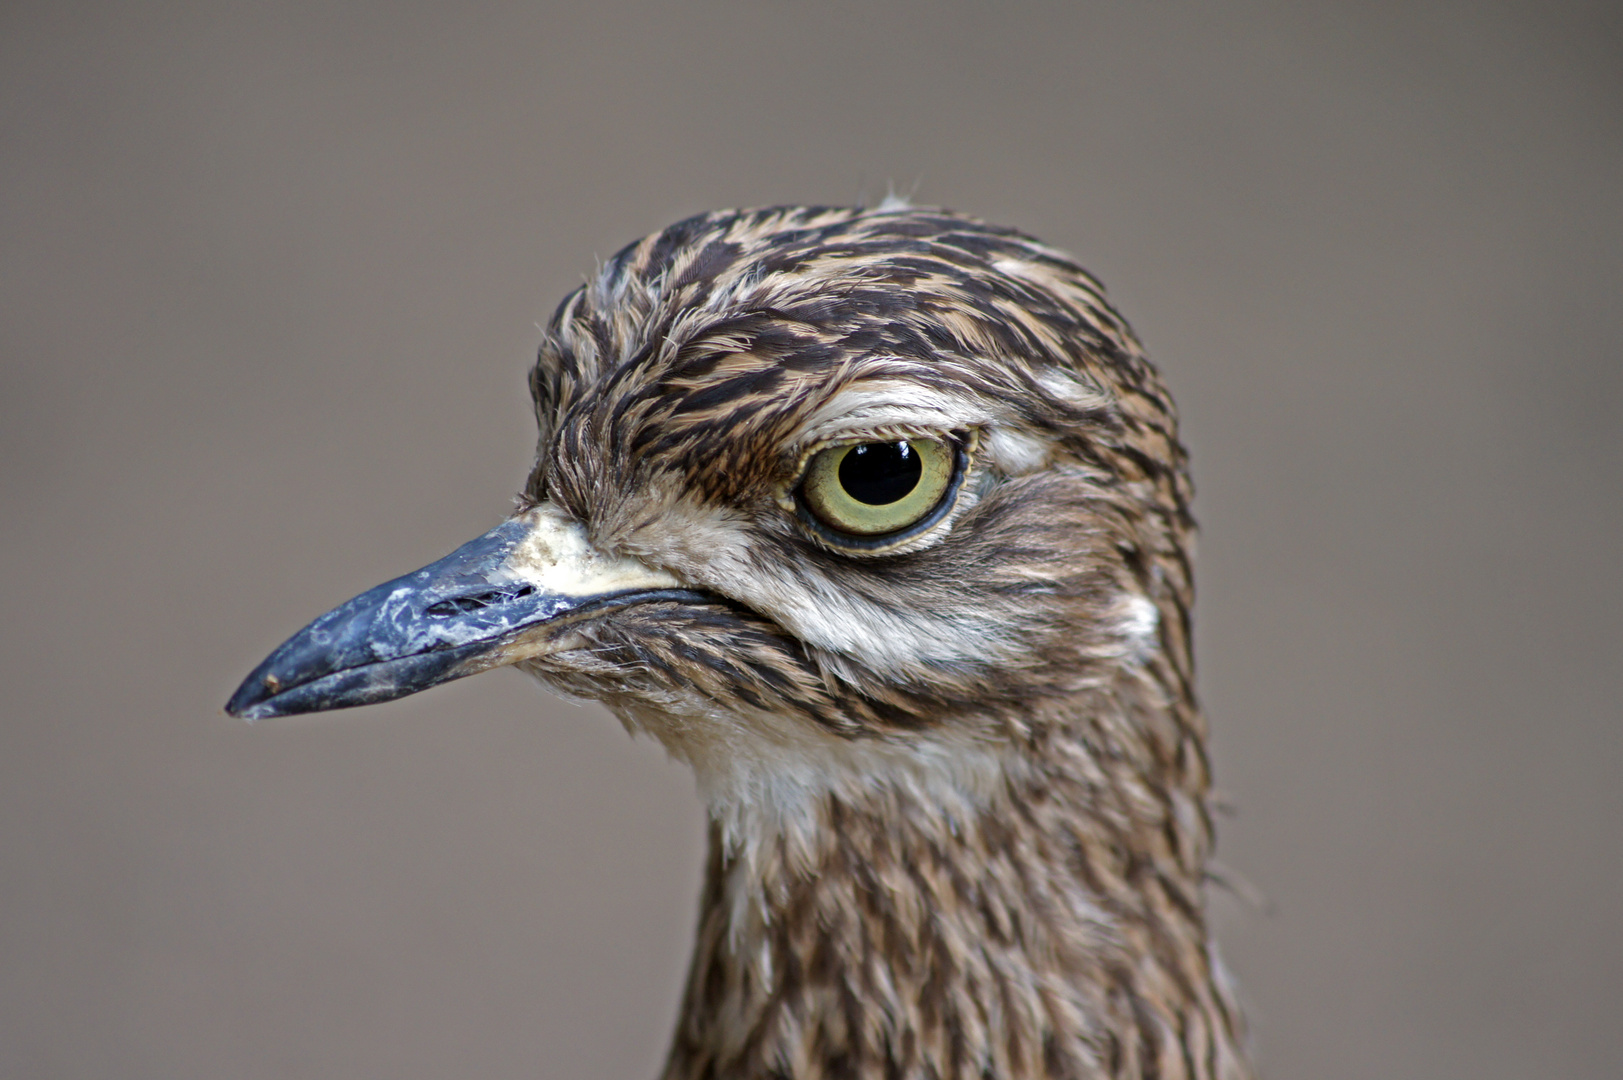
[{"xmin": 658, "ymin": 686, "xmax": 1252, "ymax": 1080}]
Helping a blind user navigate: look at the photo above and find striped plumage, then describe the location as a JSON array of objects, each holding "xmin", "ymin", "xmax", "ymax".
[{"xmin": 229, "ymin": 205, "xmax": 1253, "ymax": 1079}]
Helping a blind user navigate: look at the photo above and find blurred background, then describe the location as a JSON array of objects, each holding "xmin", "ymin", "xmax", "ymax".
[{"xmin": 3, "ymin": 2, "xmax": 1619, "ymax": 1077}]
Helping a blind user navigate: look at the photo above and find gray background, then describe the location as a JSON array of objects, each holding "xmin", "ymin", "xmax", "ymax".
[{"xmin": 3, "ymin": 2, "xmax": 1619, "ymax": 1077}]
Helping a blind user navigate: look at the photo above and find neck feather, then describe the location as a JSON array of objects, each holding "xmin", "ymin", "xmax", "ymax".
[{"xmin": 658, "ymin": 681, "xmax": 1253, "ymax": 1080}]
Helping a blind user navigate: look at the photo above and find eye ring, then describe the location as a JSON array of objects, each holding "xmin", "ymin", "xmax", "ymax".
[{"xmin": 794, "ymin": 436, "xmax": 967, "ymax": 551}]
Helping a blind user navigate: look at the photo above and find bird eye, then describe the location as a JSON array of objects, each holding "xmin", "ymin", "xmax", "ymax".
[{"xmin": 799, "ymin": 438, "xmax": 956, "ymax": 539}]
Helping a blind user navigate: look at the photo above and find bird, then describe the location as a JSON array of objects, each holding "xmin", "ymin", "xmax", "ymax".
[{"xmin": 227, "ymin": 204, "xmax": 1254, "ymax": 1080}]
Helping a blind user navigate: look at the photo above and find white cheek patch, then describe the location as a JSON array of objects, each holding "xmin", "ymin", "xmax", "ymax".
[
  {"xmin": 615, "ymin": 497, "xmax": 1017, "ymax": 675},
  {"xmin": 738, "ymin": 558, "xmax": 1018, "ymax": 670},
  {"xmin": 712, "ymin": 542, "xmax": 1015, "ymax": 672}
]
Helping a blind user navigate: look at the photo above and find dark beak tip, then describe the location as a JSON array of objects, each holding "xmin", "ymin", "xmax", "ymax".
[
  {"xmin": 223, "ymin": 679, "xmax": 269, "ymax": 722},
  {"xmin": 224, "ymin": 649, "xmax": 303, "ymax": 721},
  {"xmin": 222, "ymin": 679, "xmax": 307, "ymax": 722}
]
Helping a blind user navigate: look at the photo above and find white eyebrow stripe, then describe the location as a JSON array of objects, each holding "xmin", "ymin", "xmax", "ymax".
[{"xmin": 789, "ymin": 378, "xmax": 999, "ymax": 449}]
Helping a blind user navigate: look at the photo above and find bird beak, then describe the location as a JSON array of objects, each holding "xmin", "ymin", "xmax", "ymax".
[{"xmin": 225, "ymin": 504, "xmax": 688, "ymax": 721}]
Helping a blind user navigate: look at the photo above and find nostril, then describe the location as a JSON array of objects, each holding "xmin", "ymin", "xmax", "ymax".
[{"xmin": 425, "ymin": 584, "xmax": 536, "ymax": 617}]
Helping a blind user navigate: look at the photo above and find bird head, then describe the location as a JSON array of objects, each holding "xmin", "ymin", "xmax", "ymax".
[{"xmin": 227, "ymin": 206, "xmax": 1196, "ymax": 829}]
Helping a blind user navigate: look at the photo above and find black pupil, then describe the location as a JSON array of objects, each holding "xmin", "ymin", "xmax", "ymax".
[{"xmin": 839, "ymin": 442, "xmax": 922, "ymax": 505}]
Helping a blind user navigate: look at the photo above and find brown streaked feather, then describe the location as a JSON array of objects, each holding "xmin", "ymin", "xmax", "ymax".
[{"xmin": 515, "ymin": 206, "xmax": 1252, "ymax": 1079}]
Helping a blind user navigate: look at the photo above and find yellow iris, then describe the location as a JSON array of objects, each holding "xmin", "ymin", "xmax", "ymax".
[{"xmin": 800, "ymin": 439, "xmax": 954, "ymax": 537}]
